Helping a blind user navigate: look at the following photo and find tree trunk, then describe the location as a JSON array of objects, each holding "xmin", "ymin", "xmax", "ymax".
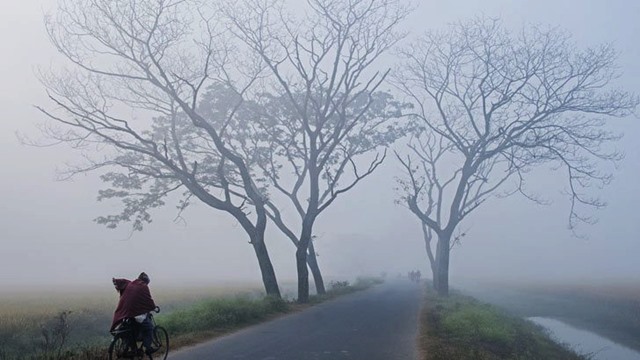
[
  {"xmin": 307, "ymin": 241, "xmax": 325, "ymax": 295},
  {"xmin": 296, "ymin": 244, "xmax": 310, "ymax": 303},
  {"xmin": 421, "ymin": 224, "xmax": 438, "ymax": 290},
  {"xmin": 435, "ymin": 231, "xmax": 451, "ymax": 296},
  {"xmin": 433, "ymin": 238, "xmax": 443, "ymax": 291},
  {"xmin": 251, "ymin": 232, "xmax": 281, "ymax": 298},
  {"xmin": 296, "ymin": 210, "xmax": 317, "ymax": 303}
]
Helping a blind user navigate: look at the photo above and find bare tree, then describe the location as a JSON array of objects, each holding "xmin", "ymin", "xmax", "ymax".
[
  {"xmin": 37, "ymin": 0, "xmax": 283, "ymax": 297},
  {"xmin": 222, "ymin": 0, "xmax": 411, "ymax": 302},
  {"xmin": 248, "ymin": 89, "xmax": 407, "ymax": 299},
  {"xmin": 394, "ymin": 17, "xmax": 638, "ymax": 296},
  {"xmin": 196, "ymin": 84, "xmax": 335, "ymax": 296}
]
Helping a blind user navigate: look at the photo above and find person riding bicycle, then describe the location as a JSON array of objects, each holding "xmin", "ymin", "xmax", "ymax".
[{"xmin": 111, "ymin": 272, "xmax": 158, "ymax": 355}]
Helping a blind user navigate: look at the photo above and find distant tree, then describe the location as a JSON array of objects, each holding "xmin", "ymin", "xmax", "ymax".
[
  {"xmin": 393, "ymin": 17, "xmax": 638, "ymax": 296},
  {"xmin": 37, "ymin": 0, "xmax": 283, "ymax": 297},
  {"xmin": 222, "ymin": 0, "xmax": 411, "ymax": 302}
]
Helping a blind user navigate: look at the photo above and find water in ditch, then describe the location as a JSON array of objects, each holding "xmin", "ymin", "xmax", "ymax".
[{"xmin": 528, "ymin": 317, "xmax": 640, "ymax": 360}]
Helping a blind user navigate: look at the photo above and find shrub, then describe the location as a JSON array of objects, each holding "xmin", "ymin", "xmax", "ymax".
[
  {"xmin": 159, "ymin": 296, "xmax": 289, "ymax": 335},
  {"xmin": 441, "ymin": 306, "xmax": 514, "ymax": 346},
  {"xmin": 329, "ymin": 281, "xmax": 350, "ymax": 291}
]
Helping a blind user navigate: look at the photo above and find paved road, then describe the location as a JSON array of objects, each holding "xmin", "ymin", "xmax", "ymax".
[{"xmin": 169, "ymin": 281, "xmax": 423, "ymax": 360}]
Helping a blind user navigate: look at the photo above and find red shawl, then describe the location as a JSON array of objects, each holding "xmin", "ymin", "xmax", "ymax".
[{"xmin": 110, "ymin": 278, "xmax": 157, "ymax": 331}]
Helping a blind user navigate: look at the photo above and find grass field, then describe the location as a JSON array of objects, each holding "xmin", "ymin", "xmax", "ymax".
[
  {"xmin": 0, "ymin": 284, "xmax": 264, "ymax": 359},
  {"xmin": 0, "ymin": 278, "xmax": 381, "ymax": 360},
  {"xmin": 419, "ymin": 284, "xmax": 587, "ymax": 360}
]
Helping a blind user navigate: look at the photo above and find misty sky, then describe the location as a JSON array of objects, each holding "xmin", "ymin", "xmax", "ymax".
[{"xmin": 0, "ymin": 0, "xmax": 638, "ymax": 289}]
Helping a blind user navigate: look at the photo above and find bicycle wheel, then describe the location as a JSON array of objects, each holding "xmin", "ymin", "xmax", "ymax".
[
  {"xmin": 108, "ymin": 334, "xmax": 130, "ymax": 360},
  {"xmin": 150, "ymin": 326, "xmax": 169, "ymax": 360}
]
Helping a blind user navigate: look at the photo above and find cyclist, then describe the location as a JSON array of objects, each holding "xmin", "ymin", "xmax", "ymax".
[{"xmin": 111, "ymin": 272, "xmax": 158, "ymax": 356}]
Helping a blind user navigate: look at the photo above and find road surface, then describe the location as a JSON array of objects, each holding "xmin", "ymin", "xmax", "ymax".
[{"xmin": 169, "ymin": 281, "xmax": 423, "ymax": 360}]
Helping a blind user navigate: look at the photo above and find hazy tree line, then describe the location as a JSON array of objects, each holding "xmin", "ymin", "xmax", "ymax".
[{"xmin": 36, "ymin": 0, "xmax": 637, "ymax": 300}]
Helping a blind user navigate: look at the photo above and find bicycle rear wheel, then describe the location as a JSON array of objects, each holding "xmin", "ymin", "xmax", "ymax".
[{"xmin": 150, "ymin": 326, "xmax": 169, "ymax": 360}]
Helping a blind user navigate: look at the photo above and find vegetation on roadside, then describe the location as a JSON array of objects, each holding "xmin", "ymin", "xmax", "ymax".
[
  {"xmin": 0, "ymin": 278, "xmax": 381, "ymax": 360},
  {"xmin": 164, "ymin": 276, "xmax": 385, "ymax": 349},
  {"xmin": 419, "ymin": 285, "xmax": 588, "ymax": 360},
  {"xmin": 160, "ymin": 295, "xmax": 289, "ymax": 349},
  {"xmin": 464, "ymin": 282, "xmax": 640, "ymax": 352},
  {"xmin": 310, "ymin": 277, "xmax": 385, "ymax": 303}
]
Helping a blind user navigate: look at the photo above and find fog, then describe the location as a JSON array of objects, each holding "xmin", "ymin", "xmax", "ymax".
[{"xmin": 0, "ymin": 0, "xmax": 638, "ymax": 289}]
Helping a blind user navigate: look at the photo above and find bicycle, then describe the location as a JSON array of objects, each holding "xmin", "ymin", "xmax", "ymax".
[{"xmin": 108, "ymin": 307, "xmax": 169, "ymax": 360}]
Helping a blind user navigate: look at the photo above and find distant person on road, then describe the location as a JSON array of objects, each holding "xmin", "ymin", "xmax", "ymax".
[
  {"xmin": 111, "ymin": 272, "xmax": 158, "ymax": 355},
  {"xmin": 408, "ymin": 270, "xmax": 421, "ymax": 283}
]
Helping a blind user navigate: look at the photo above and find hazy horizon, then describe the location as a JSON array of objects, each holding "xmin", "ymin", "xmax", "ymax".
[{"xmin": 1, "ymin": 0, "xmax": 638, "ymax": 290}]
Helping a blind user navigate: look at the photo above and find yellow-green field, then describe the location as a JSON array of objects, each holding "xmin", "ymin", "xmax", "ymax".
[{"xmin": 0, "ymin": 283, "xmax": 266, "ymax": 359}]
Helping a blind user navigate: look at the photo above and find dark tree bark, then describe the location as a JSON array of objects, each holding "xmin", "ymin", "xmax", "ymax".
[
  {"xmin": 434, "ymin": 232, "xmax": 451, "ymax": 296},
  {"xmin": 421, "ymin": 224, "xmax": 438, "ymax": 290},
  {"xmin": 296, "ymin": 216, "xmax": 316, "ymax": 303},
  {"xmin": 266, "ymin": 202, "xmax": 326, "ymax": 295},
  {"xmin": 307, "ymin": 241, "xmax": 325, "ymax": 295},
  {"xmin": 251, "ymin": 231, "xmax": 281, "ymax": 297}
]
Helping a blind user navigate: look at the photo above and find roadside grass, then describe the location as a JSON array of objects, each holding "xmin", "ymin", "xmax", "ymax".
[
  {"xmin": 420, "ymin": 284, "xmax": 588, "ymax": 360},
  {"xmin": 0, "ymin": 278, "xmax": 381, "ymax": 359},
  {"xmin": 160, "ymin": 295, "xmax": 290, "ymax": 349},
  {"xmin": 459, "ymin": 280, "xmax": 640, "ymax": 352},
  {"xmin": 165, "ymin": 276, "xmax": 385, "ymax": 349}
]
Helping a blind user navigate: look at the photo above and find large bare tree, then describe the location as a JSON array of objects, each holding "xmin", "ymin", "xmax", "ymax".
[
  {"xmin": 221, "ymin": 0, "xmax": 410, "ymax": 302},
  {"xmin": 37, "ymin": 0, "xmax": 283, "ymax": 297},
  {"xmin": 250, "ymin": 89, "xmax": 407, "ymax": 299},
  {"xmin": 394, "ymin": 18, "xmax": 638, "ymax": 296},
  {"xmin": 196, "ymin": 84, "xmax": 341, "ymax": 297}
]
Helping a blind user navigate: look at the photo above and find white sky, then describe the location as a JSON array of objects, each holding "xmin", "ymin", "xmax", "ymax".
[{"xmin": 0, "ymin": 0, "xmax": 638, "ymax": 289}]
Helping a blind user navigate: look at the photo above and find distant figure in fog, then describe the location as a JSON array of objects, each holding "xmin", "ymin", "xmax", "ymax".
[{"xmin": 407, "ymin": 270, "xmax": 421, "ymax": 283}]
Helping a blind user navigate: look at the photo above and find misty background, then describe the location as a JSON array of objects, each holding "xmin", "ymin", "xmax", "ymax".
[{"xmin": 1, "ymin": 0, "xmax": 638, "ymax": 288}]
